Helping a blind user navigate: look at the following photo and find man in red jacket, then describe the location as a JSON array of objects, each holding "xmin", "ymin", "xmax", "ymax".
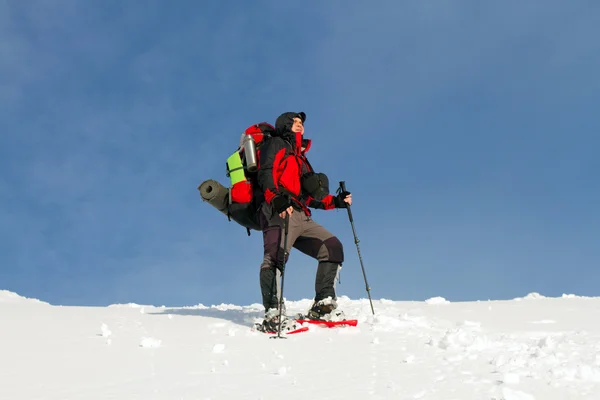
[{"xmin": 257, "ymin": 111, "xmax": 352, "ymax": 331}]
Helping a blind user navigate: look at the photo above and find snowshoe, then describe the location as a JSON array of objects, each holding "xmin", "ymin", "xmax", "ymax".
[
  {"xmin": 253, "ymin": 308, "xmax": 307, "ymax": 335},
  {"xmin": 296, "ymin": 318, "xmax": 358, "ymax": 328},
  {"xmin": 306, "ymin": 297, "xmax": 346, "ymax": 322}
]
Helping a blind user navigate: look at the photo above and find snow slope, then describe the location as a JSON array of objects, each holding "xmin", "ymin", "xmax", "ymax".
[{"xmin": 1, "ymin": 290, "xmax": 599, "ymax": 399}]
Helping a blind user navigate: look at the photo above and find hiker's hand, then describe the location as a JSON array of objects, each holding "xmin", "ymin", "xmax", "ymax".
[
  {"xmin": 272, "ymin": 195, "xmax": 291, "ymax": 215},
  {"xmin": 334, "ymin": 191, "xmax": 352, "ymax": 208},
  {"xmin": 343, "ymin": 193, "xmax": 352, "ymax": 206},
  {"xmin": 279, "ymin": 206, "xmax": 294, "ymax": 219}
]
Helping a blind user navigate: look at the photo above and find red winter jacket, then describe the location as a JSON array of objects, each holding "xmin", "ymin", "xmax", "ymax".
[{"xmin": 257, "ymin": 128, "xmax": 336, "ymax": 215}]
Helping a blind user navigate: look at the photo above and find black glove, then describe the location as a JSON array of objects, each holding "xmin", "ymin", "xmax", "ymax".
[
  {"xmin": 333, "ymin": 191, "xmax": 351, "ymax": 208},
  {"xmin": 271, "ymin": 194, "xmax": 291, "ymax": 214}
]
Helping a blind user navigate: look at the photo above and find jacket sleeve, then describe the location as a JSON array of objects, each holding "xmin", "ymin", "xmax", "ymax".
[
  {"xmin": 257, "ymin": 137, "xmax": 286, "ymax": 204},
  {"xmin": 307, "ymin": 194, "xmax": 336, "ymax": 210}
]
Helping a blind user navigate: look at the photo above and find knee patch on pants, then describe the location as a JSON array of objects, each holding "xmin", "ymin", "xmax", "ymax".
[
  {"xmin": 322, "ymin": 236, "xmax": 344, "ymax": 264},
  {"xmin": 262, "ymin": 225, "xmax": 285, "ymax": 267}
]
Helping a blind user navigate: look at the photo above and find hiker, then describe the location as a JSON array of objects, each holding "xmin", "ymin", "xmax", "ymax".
[{"xmin": 256, "ymin": 111, "xmax": 352, "ymax": 330}]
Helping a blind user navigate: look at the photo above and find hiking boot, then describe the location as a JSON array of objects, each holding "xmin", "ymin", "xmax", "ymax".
[
  {"xmin": 261, "ymin": 307, "xmax": 298, "ymax": 332},
  {"xmin": 307, "ymin": 297, "xmax": 346, "ymax": 321}
]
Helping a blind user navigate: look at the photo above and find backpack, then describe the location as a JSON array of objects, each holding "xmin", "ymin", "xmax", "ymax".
[{"xmin": 225, "ymin": 122, "xmax": 275, "ymax": 234}]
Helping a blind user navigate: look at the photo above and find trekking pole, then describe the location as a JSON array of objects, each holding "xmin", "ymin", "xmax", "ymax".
[
  {"xmin": 272, "ymin": 213, "xmax": 290, "ymax": 339},
  {"xmin": 339, "ymin": 181, "xmax": 375, "ymax": 315}
]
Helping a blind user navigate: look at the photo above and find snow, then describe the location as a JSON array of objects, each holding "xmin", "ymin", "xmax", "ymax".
[
  {"xmin": 1, "ymin": 291, "xmax": 600, "ymax": 399},
  {"xmin": 0, "ymin": 289, "xmax": 49, "ymax": 305},
  {"xmin": 425, "ymin": 296, "xmax": 450, "ymax": 305},
  {"xmin": 140, "ymin": 337, "xmax": 162, "ymax": 348}
]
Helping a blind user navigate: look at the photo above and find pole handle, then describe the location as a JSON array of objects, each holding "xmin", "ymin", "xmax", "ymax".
[{"xmin": 338, "ymin": 181, "xmax": 354, "ymax": 222}]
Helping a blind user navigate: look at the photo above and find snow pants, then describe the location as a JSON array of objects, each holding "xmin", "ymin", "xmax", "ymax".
[{"xmin": 259, "ymin": 202, "xmax": 344, "ymax": 312}]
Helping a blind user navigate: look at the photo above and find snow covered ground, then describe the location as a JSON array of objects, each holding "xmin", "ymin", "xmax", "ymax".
[{"xmin": 1, "ymin": 290, "xmax": 599, "ymax": 400}]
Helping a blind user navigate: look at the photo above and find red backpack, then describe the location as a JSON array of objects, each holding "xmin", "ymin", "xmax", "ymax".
[{"xmin": 225, "ymin": 122, "xmax": 275, "ymax": 233}]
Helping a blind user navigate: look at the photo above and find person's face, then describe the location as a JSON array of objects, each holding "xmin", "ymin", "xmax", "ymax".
[{"xmin": 291, "ymin": 117, "xmax": 304, "ymax": 134}]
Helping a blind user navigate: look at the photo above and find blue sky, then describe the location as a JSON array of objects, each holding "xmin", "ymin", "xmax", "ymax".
[{"xmin": 1, "ymin": 1, "xmax": 599, "ymax": 307}]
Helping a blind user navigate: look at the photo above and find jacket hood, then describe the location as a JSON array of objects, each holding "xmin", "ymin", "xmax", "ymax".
[{"xmin": 274, "ymin": 112, "xmax": 306, "ymax": 137}]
